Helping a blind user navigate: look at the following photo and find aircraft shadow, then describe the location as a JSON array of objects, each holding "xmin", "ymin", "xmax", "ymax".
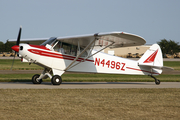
[{"xmin": 61, "ymin": 82, "xmax": 147, "ymax": 85}]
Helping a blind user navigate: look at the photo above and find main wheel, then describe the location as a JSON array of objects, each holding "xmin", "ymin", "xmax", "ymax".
[
  {"xmin": 32, "ymin": 74, "xmax": 42, "ymax": 84},
  {"xmin": 155, "ymin": 79, "xmax": 160, "ymax": 85},
  {"xmin": 51, "ymin": 75, "xmax": 62, "ymax": 85}
]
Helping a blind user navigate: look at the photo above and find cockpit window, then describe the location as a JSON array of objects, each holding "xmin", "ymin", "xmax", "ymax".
[
  {"xmin": 54, "ymin": 41, "xmax": 78, "ymax": 56},
  {"xmin": 42, "ymin": 37, "xmax": 88, "ymax": 57}
]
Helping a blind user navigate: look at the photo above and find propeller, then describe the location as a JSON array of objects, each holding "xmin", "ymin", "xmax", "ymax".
[{"xmin": 11, "ymin": 26, "xmax": 22, "ymax": 71}]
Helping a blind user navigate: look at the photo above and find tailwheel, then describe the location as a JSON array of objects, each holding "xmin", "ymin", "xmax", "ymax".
[
  {"xmin": 155, "ymin": 79, "xmax": 160, "ymax": 85},
  {"xmin": 149, "ymin": 75, "xmax": 161, "ymax": 85},
  {"xmin": 32, "ymin": 74, "xmax": 42, "ymax": 84},
  {"xmin": 51, "ymin": 75, "xmax": 62, "ymax": 85}
]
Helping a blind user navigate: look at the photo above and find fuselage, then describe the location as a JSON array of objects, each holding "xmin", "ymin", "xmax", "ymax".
[{"xmin": 15, "ymin": 43, "xmax": 161, "ymax": 76}]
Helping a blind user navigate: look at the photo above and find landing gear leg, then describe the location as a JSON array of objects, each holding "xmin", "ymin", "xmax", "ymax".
[
  {"xmin": 32, "ymin": 68, "xmax": 52, "ymax": 84},
  {"xmin": 32, "ymin": 74, "xmax": 42, "ymax": 84},
  {"xmin": 32, "ymin": 68, "xmax": 63, "ymax": 85},
  {"xmin": 149, "ymin": 75, "xmax": 160, "ymax": 85}
]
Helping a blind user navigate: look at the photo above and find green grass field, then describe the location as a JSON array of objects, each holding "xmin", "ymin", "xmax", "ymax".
[
  {"xmin": 164, "ymin": 60, "xmax": 180, "ymax": 70},
  {"xmin": 0, "ymin": 59, "xmax": 43, "ymax": 70}
]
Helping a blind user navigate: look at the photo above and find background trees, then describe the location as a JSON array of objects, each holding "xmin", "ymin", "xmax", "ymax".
[
  {"xmin": 157, "ymin": 39, "xmax": 180, "ymax": 57},
  {"xmin": 0, "ymin": 42, "xmax": 4, "ymax": 52},
  {"xmin": 0, "ymin": 41, "xmax": 15, "ymax": 52}
]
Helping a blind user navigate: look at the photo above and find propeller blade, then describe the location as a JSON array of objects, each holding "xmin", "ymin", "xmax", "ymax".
[
  {"xmin": 16, "ymin": 26, "xmax": 22, "ymax": 45},
  {"xmin": 11, "ymin": 26, "xmax": 22, "ymax": 70},
  {"xmin": 10, "ymin": 52, "xmax": 16, "ymax": 71}
]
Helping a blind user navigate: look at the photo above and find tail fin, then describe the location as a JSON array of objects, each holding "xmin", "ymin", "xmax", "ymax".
[
  {"xmin": 138, "ymin": 44, "xmax": 163, "ymax": 68},
  {"xmin": 138, "ymin": 44, "xmax": 174, "ymax": 75}
]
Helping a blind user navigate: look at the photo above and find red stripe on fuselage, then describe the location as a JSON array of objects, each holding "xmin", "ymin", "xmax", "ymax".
[
  {"xmin": 126, "ymin": 66, "xmax": 159, "ymax": 75},
  {"xmin": 28, "ymin": 49, "xmax": 94, "ymax": 62},
  {"xmin": 28, "ymin": 44, "xmax": 50, "ymax": 50}
]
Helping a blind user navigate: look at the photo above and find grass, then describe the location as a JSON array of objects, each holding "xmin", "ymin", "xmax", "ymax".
[
  {"xmin": 0, "ymin": 89, "xmax": 180, "ymax": 119},
  {"xmin": 164, "ymin": 61, "xmax": 180, "ymax": 70},
  {"xmin": 0, "ymin": 59, "xmax": 43, "ymax": 70}
]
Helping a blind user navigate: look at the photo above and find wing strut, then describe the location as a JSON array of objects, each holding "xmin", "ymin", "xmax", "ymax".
[
  {"xmin": 64, "ymin": 34, "xmax": 98, "ymax": 71},
  {"xmin": 88, "ymin": 42, "xmax": 115, "ymax": 58}
]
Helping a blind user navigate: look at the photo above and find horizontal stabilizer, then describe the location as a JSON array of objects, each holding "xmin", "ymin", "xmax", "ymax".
[{"xmin": 162, "ymin": 66, "xmax": 174, "ymax": 72}]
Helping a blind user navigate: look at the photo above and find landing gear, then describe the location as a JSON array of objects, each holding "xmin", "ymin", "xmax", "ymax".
[
  {"xmin": 149, "ymin": 75, "xmax": 160, "ymax": 85},
  {"xmin": 32, "ymin": 74, "xmax": 42, "ymax": 84},
  {"xmin": 51, "ymin": 75, "xmax": 62, "ymax": 85},
  {"xmin": 31, "ymin": 68, "xmax": 63, "ymax": 85},
  {"xmin": 155, "ymin": 79, "xmax": 160, "ymax": 85}
]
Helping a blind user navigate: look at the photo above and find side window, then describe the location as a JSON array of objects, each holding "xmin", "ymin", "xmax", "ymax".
[
  {"xmin": 54, "ymin": 41, "xmax": 77, "ymax": 56},
  {"xmin": 54, "ymin": 41, "xmax": 65, "ymax": 54},
  {"xmin": 62, "ymin": 43, "xmax": 71, "ymax": 55},
  {"xmin": 77, "ymin": 47, "xmax": 88, "ymax": 57},
  {"xmin": 71, "ymin": 45, "xmax": 77, "ymax": 56}
]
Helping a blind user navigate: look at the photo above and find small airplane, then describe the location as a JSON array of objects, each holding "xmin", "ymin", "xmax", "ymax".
[{"xmin": 9, "ymin": 27, "xmax": 173, "ymax": 85}]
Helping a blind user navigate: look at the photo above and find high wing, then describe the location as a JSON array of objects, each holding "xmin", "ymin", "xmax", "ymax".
[
  {"xmin": 56, "ymin": 32, "xmax": 146, "ymax": 48},
  {"xmin": 8, "ymin": 38, "xmax": 48, "ymax": 45},
  {"xmin": 8, "ymin": 32, "xmax": 146, "ymax": 48}
]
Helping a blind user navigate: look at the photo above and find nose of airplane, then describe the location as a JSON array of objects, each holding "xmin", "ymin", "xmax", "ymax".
[{"xmin": 11, "ymin": 45, "xmax": 19, "ymax": 52}]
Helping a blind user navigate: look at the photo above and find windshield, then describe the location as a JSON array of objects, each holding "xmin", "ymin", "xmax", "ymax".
[{"xmin": 41, "ymin": 37, "xmax": 57, "ymax": 46}]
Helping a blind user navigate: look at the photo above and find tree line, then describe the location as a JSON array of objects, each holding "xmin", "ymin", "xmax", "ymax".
[
  {"xmin": 0, "ymin": 41, "xmax": 15, "ymax": 52},
  {"xmin": 157, "ymin": 39, "xmax": 180, "ymax": 57}
]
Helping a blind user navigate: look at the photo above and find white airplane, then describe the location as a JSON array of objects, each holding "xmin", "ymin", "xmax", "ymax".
[{"xmin": 9, "ymin": 27, "xmax": 172, "ymax": 85}]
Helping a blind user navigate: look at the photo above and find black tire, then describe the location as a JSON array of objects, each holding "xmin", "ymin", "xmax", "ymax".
[
  {"xmin": 32, "ymin": 74, "xmax": 42, "ymax": 84},
  {"xmin": 155, "ymin": 79, "xmax": 160, "ymax": 85},
  {"xmin": 51, "ymin": 75, "xmax": 62, "ymax": 85}
]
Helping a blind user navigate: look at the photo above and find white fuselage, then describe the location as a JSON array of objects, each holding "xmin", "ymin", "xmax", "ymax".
[{"xmin": 19, "ymin": 44, "xmax": 161, "ymax": 76}]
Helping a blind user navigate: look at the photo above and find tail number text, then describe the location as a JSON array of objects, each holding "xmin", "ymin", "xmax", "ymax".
[{"xmin": 95, "ymin": 58, "xmax": 125, "ymax": 71}]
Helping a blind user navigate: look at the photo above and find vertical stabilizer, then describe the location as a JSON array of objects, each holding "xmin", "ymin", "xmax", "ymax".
[{"xmin": 138, "ymin": 44, "xmax": 163, "ymax": 67}]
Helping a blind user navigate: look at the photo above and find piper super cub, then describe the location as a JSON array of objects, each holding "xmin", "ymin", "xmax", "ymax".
[{"xmin": 9, "ymin": 27, "xmax": 172, "ymax": 85}]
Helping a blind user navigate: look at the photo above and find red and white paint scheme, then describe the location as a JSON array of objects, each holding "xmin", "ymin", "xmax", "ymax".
[{"xmin": 9, "ymin": 27, "xmax": 172, "ymax": 85}]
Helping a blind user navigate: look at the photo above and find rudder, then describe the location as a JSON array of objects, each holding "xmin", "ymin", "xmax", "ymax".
[{"xmin": 138, "ymin": 44, "xmax": 163, "ymax": 67}]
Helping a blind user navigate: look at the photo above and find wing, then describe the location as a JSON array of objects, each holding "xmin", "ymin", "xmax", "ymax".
[
  {"xmin": 8, "ymin": 38, "xmax": 48, "ymax": 45},
  {"xmin": 56, "ymin": 32, "xmax": 146, "ymax": 48},
  {"xmin": 8, "ymin": 32, "xmax": 146, "ymax": 48},
  {"xmin": 98, "ymin": 32, "xmax": 146, "ymax": 48}
]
